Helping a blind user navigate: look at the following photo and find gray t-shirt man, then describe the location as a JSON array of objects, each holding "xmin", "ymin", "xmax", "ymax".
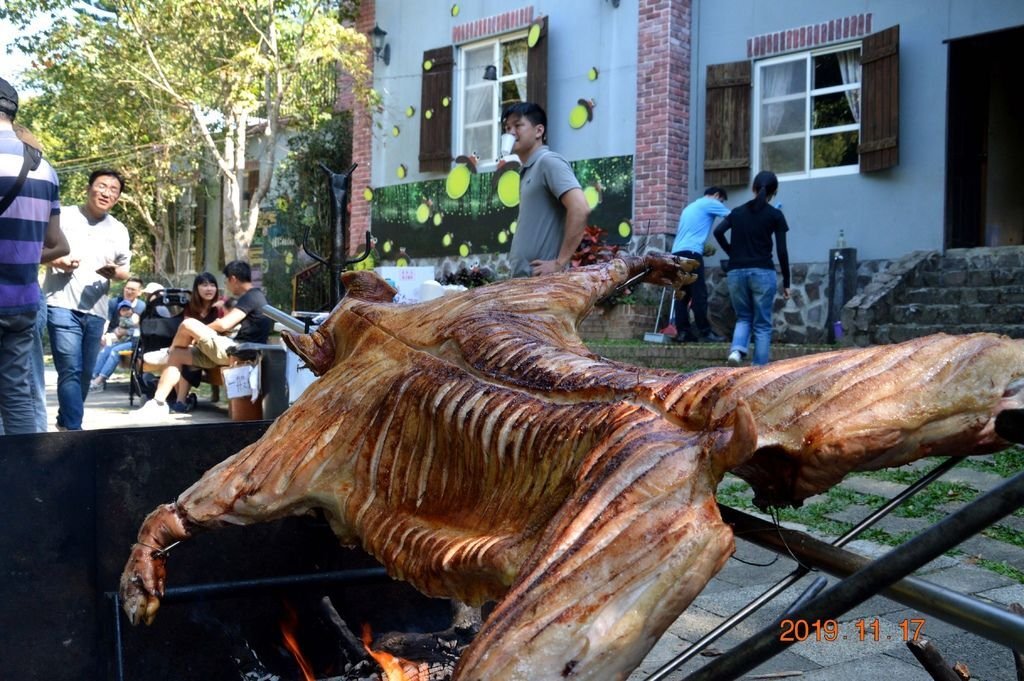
[{"xmin": 508, "ymin": 146, "xmax": 582, "ymax": 278}]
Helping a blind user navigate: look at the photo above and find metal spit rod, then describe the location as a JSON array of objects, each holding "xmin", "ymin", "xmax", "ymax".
[
  {"xmin": 683, "ymin": 470, "xmax": 1024, "ymax": 681},
  {"xmin": 645, "ymin": 455, "xmax": 962, "ymax": 681},
  {"xmin": 106, "ymin": 567, "xmax": 393, "ymax": 681},
  {"xmin": 720, "ymin": 504, "xmax": 1024, "ymax": 651},
  {"xmin": 261, "ymin": 303, "xmax": 307, "ymax": 334}
]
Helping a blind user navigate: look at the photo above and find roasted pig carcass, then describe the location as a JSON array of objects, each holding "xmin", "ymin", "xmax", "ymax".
[{"xmin": 119, "ymin": 253, "xmax": 1024, "ymax": 681}]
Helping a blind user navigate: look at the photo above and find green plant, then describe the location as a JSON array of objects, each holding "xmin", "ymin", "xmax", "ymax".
[{"xmin": 572, "ymin": 225, "xmax": 633, "ymax": 306}]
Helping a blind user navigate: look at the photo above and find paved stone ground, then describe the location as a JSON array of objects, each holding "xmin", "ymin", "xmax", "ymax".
[
  {"xmin": 629, "ymin": 478, "xmax": 1024, "ymax": 681},
  {"xmin": 44, "ymin": 366, "xmax": 232, "ymax": 430}
]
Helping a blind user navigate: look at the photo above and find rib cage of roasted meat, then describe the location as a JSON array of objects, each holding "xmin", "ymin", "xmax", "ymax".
[{"xmin": 119, "ymin": 253, "xmax": 1024, "ymax": 681}]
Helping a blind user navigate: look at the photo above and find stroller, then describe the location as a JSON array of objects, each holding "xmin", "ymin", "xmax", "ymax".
[{"xmin": 128, "ymin": 288, "xmax": 191, "ymax": 406}]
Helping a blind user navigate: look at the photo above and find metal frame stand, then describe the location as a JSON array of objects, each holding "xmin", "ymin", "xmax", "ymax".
[
  {"xmin": 106, "ymin": 567, "xmax": 392, "ymax": 681},
  {"xmin": 644, "ymin": 461, "xmax": 1024, "ymax": 680}
]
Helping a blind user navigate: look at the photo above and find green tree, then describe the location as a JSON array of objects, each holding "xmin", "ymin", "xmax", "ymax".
[{"xmin": 3, "ymin": 0, "xmax": 375, "ymax": 268}]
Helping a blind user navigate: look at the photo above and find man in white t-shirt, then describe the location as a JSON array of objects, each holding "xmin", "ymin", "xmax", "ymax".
[{"xmin": 44, "ymin": 169, "xmax": 131, "ymax": 430}]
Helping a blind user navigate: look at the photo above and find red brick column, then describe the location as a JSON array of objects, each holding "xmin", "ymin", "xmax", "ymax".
[
  {"xmin": 634, "ymin": 0, "xmax": 691, "ymax": 248},
  {"xmin": 343, "ymin": 0, "xmax": 376, "ymax": 255}
]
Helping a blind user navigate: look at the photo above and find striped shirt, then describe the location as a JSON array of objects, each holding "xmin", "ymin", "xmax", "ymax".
[{"xmin": 0, "ymin": 129, "xmax": 61, "ymax": 315}]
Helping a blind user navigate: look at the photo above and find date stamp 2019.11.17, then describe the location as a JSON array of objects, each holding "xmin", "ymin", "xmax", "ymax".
[{"xmin": 778, "ymin": 618, "xmax": 925, "ymax": 643}]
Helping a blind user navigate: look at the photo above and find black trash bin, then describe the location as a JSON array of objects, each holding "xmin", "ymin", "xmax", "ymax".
[{"xmin": 229, "ymin": 342, "xmax": 290, "ymax": 420}]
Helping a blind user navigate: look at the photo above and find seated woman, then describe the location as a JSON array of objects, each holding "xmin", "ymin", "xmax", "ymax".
[
  {"xmin": 168, "ymin": 272, "xmax": 224, "ymax": 412},
  {"xmin": 136, "ymin": 261, "xmax": 270, "ymax": 418}
]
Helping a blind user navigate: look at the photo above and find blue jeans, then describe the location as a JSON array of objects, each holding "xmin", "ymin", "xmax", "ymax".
[
  {"xmin": 47, "ymin": 306, "xmax": 106, "ymax": 430},
  {"xmin": 726, "ymin": 268, "xmax": 777, "ymax": 366},
  {"xmin": 30, "ymin": 291, "xmax": 47, "ymax": 431},
  {"xmin": 0, "ymin": 311, "xmax": 39, "ymax": 434},
  {"xmin": 94, "ymin": 339, "xmax": 135, "ymax": 380}
]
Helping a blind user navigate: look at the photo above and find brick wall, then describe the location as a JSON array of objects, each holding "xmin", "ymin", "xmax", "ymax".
[
  {"xmin": 345, "ymin": 0, "xmax": 376, "ymax": 255},
  {"xmin": 634, "ymin": 0, "xmax": 691, "ymax": 248}
]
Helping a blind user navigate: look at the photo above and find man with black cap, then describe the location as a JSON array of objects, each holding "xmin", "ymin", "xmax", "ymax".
[{"xmin": 0, "ymin": 75, "xmax": 69, "ymax": 434}]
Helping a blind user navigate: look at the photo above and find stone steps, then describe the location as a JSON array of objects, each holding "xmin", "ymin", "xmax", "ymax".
[
  {"xmin": 873, "ymin": 246, "xmax": 1024, "ymax": 344},
  {"xmin": 901, "ymin": 285, "xmax": 1024, "ymax": 305},
  {"xmin": 874, "ymin": 323, "xmax": 1024, "ymax": 344},
  {"xmin": 891, "ymin": 302, "xmax": 1024, "ymax": 325}
]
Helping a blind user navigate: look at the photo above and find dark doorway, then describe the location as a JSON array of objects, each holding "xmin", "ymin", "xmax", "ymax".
[{"xmin": 946, "ymin": 25, "xmax": 1024, "ymax": 248}]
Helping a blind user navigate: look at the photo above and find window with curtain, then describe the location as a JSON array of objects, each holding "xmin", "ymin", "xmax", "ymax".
[
  {"xmin": 457, "ymin": 33, "xmax": 528, "ymax": 164},
  {"xmin": 754, "ymin": 43, "xmax": 862, "ymax": 178}
]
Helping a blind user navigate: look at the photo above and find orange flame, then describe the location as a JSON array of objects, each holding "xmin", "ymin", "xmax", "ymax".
[
  {"xmin": 361, "ymin": 623, "xmax": 422, "ymax": 681},
  {"xmin": 280, "ymin": 602, "xmax": 316, "ymax": 681}
]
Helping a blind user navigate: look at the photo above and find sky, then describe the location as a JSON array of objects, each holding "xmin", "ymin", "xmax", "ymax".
[{"xmin": 1, "ymin": 16, "xmax": 47, "ymax": 94}]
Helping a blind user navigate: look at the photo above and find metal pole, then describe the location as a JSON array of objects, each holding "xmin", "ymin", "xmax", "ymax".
[
  {"xmin": 261, "ymin": 304, "xmax": 306, "ymax": 333},
  {"xmin": 683, "ymin": 471, "xmax": 1024, "ymax": 681},
  {"xmin": 154, "ymin": 567, "xmax": 391, "ymax": 603},
  {"xmin": 721, "ymin": 506, "xmax": 1024, "ymax": 649},
  {"xmin": 645, "ymin": 456, "xmax": 962, "ymax": 681}
]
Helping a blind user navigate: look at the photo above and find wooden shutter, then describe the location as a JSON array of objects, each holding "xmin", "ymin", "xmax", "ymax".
[
  {"xmin": 419, "ymin": 46, "xmax": 454, "ymax": 173},
  {"xmin": 704, "ymin": 60, "xmax": 751, "ymax": 187},
  {"xmin": 526, "ymin": 15, "xmax": 548, "ymax": 116},
  {"xmin": 859, "ymin": 25, "xmax": 899, "ymax": 172}
]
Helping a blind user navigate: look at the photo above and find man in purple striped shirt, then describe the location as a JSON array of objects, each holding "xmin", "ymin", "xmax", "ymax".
[{"xmin": 0, "ymin": 76, "xmax": 68, "ymax": 434}]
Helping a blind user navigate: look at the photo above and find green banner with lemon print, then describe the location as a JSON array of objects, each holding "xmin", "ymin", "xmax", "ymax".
[{"xmin": 368, "ymin": 155, "xmax": 633, "ymax": 262}]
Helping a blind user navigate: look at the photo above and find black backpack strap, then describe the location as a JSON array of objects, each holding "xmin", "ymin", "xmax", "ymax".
[{"xmin": 0, "ymin": 143, "xmax": 34, "ymax": 216}]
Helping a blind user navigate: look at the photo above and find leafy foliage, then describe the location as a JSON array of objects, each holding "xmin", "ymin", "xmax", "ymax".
[
  {"xmin": 571, "ymin": 225, "xmax": 634, "ymax": 306},
  {"xmin": 571, "ymin": 225, "xmax": 621, "ymax": 268},
  {"xmin": 3, "ymin": 0, "xmax": 374, "ymax": 271}
]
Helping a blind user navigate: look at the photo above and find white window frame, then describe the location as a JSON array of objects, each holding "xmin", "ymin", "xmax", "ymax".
[
  {"xmin": 753, "ymin": 42, "xmax": 862, "ymax": 181},
  {"xmin": 454, "ymin": 31, "xmax": 528, "ymax": 169}
]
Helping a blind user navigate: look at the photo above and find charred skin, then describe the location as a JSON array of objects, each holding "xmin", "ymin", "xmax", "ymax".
[{"xmin": 119, "ymin": 254, "xmax": 1024, "ymax": 679}]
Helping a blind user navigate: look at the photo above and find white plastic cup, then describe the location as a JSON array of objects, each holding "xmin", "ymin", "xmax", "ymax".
[{"xmin": 500, "ymin": 133, "xmax": 516, "ymax": 157}]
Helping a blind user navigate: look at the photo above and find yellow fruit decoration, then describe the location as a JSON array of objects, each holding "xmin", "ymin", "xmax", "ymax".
[
  {"xmin": 406, "ymin": 105, "xmax": 416, "ymax": 117},
  {"xmin": 496, "ymin": 169, "xmax": 520, "ymax": 208},
  {"xmin": 396, "ymin": 164, "xmax": 407, "ymax": 179},
  {"xmin": 583, "ymin": 185, "xmax": 601, "ymax": 209},
  {"xmin": 588, "ymin": 67, "xmax": 599, "ymax": 81},
  {"xmin": 442, "ymin": 233, "xmax": 454, "ymax": 247},
  {"xmin": 618, "ymin": 220, "xmax": 633, "ymax": 239},
  {"xmin": 509, "ymin": 220, "xmax": 517, "ymax": 235},
  {"xmin": 423, "ymin": 59, "xmax": 433, "ymax": 71},
  {"xmin": 392, "ymin": 125, "xmax": 400, "ymax": 137},
  {"xmin": 433, "ymin": 212, "xmax": 443, "ymax": 226},
  {"xmin": 458, "ymin": 242, "xmax": 472, "ymax": 257},
  {"xmin": 451, "ymin": 4, "xmax": 459, "ymax": 16},
  {"xmin": 415, "ymin": 203, "xmax": 431, "ymax": 223},
  {"xmin": 527, "ymin": 21, "xmax": 543, "ymax": 47},
  {"xmin": 446, "ymin": 163, "xmax": 472, "ymax": 200},
  {"xmin": 382, "ymin": 240, "xmax": 394, "ymax": 254},
  {"xmin": 363, "ymin": 187, "xmax": 374, "ymax": 201},
  {"xmin": 497, "ymin": 230, "xmax": 509, "ymax": 245},
  {"xmin": 425, "ymin": 109, "xmax": 434, "ymax": 120}
]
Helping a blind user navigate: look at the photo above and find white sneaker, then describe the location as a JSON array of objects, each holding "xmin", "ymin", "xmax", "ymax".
[
  {"xmin": 727, "ymin": 350, "xmax": 743, "ymax": 366},
  {"xmin": 136, "ymin": 399, "xmax": 171, "ymax": 422},
  {"xmin": 143, "ymin": 348, "xmax": 170, "ymax": 366}
]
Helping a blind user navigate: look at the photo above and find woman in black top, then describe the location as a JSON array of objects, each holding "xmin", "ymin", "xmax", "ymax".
[{"xmin": 713, "ymin": 171, "xmax": 790, "ymax": 366}]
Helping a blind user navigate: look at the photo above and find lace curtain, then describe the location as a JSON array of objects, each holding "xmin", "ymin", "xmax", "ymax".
[{"xmin": 837, "ymin": 50, "xmax": 861, "ymax": 122}]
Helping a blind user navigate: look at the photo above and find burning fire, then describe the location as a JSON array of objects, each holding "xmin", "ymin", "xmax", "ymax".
[
  {"xmin": 361, "ymin": 623, "xmax": 424, "ymax": 681},
  {"xmin": 280, "ymin": 602, "xmax": 316, "ymax": 681}
]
